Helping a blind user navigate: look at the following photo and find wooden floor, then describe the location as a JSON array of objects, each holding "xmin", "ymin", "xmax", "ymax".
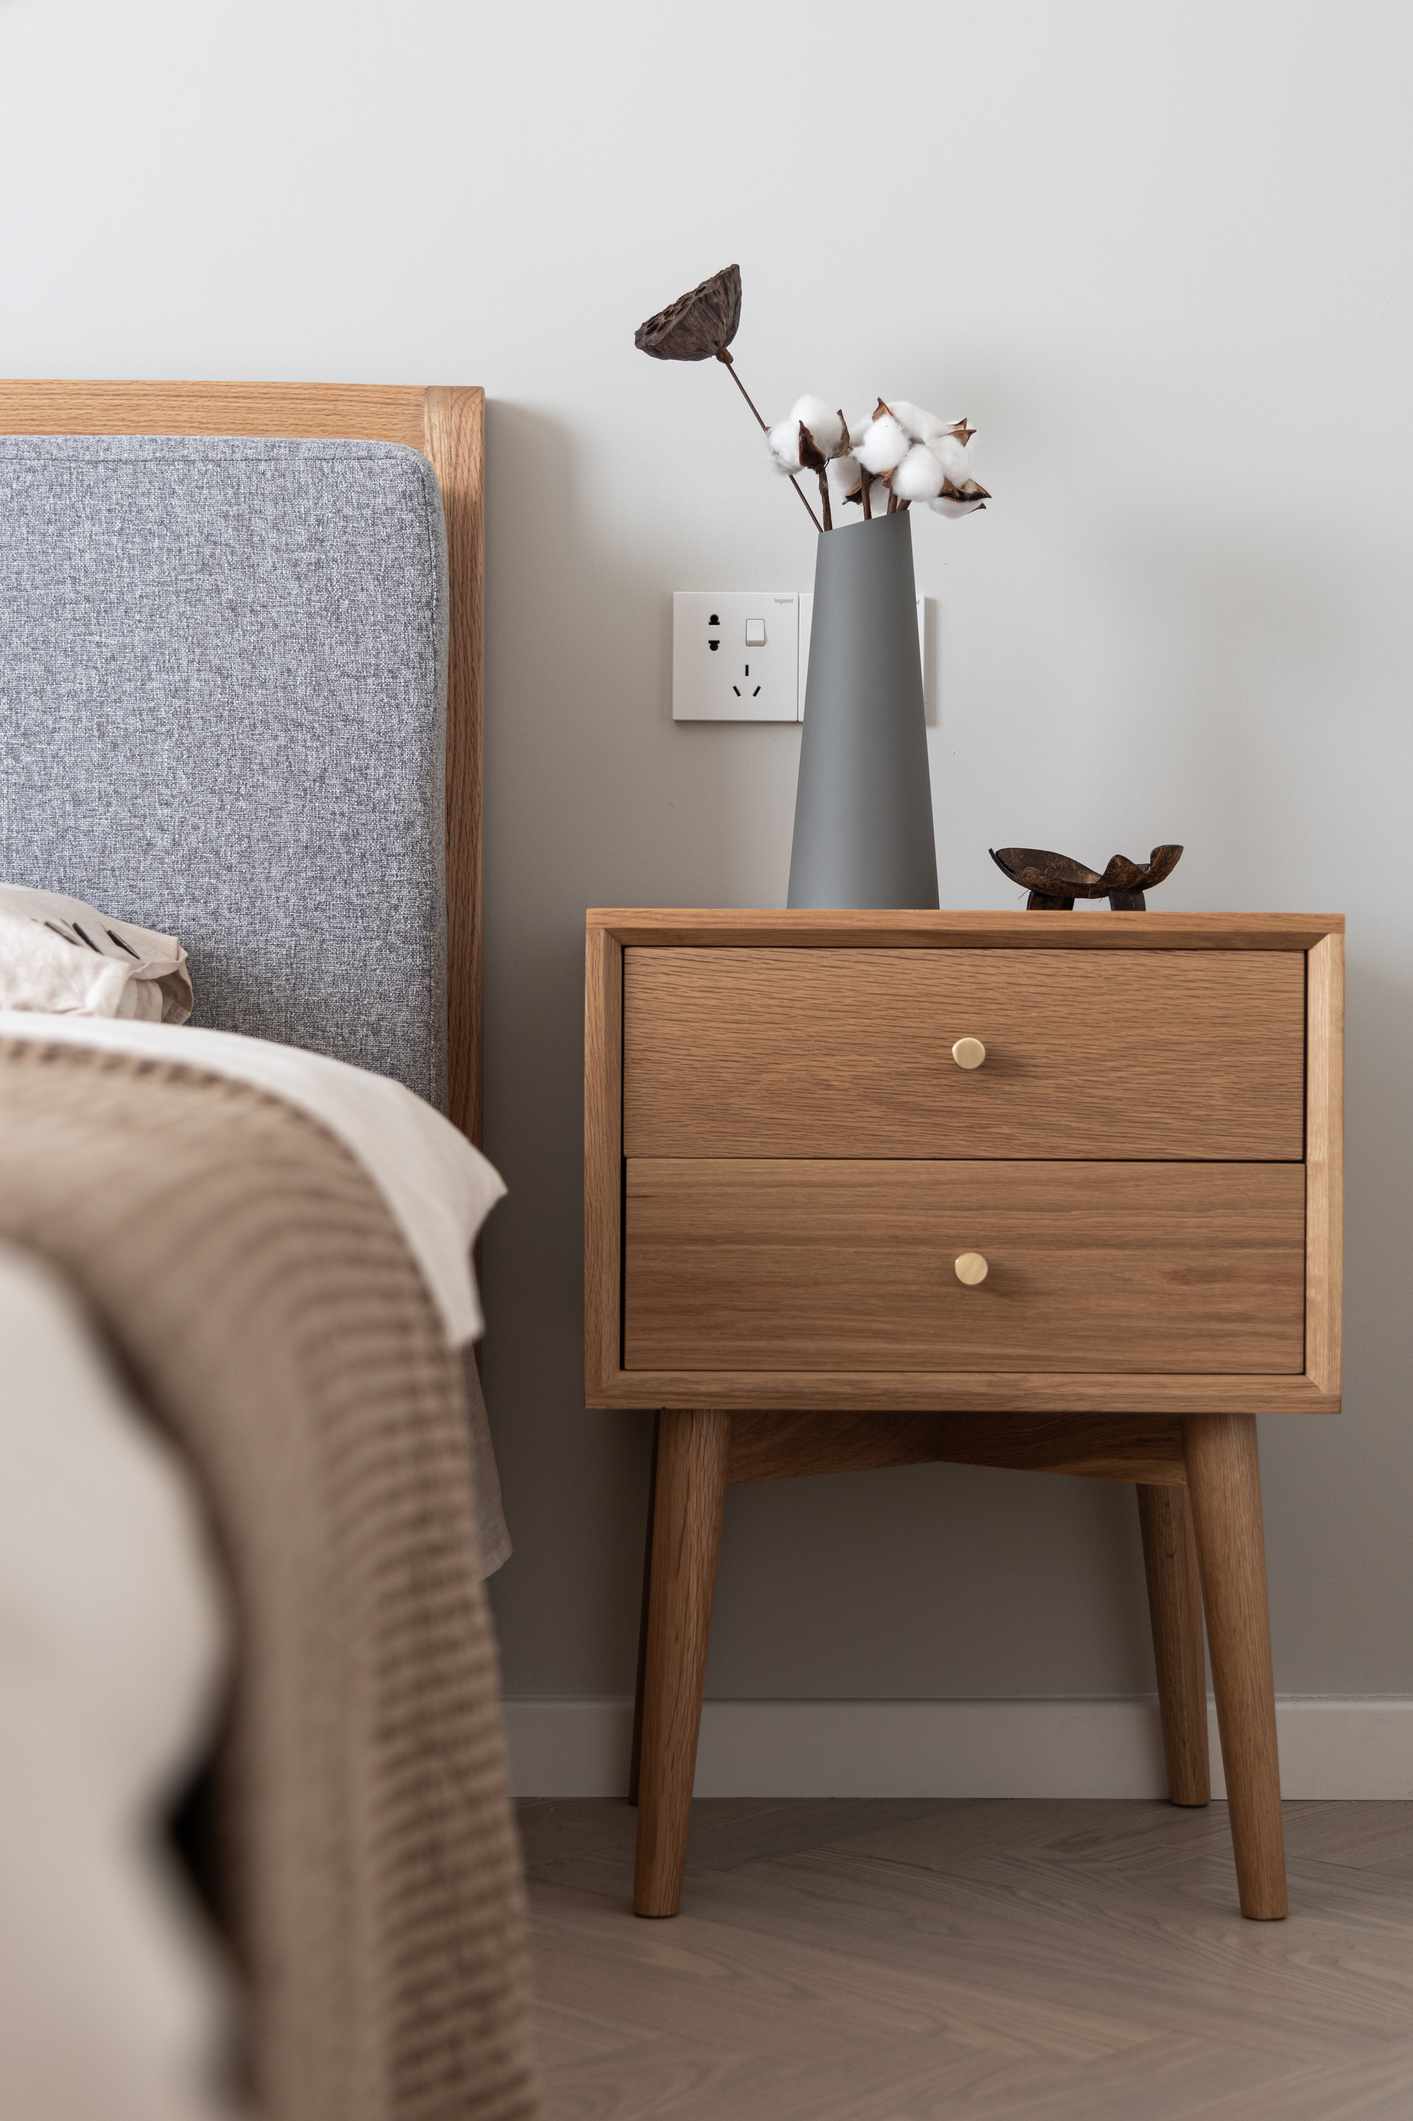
[{"xmin": 520, "ymin": 1799, "xmax": 1413, "ymax": 2119}]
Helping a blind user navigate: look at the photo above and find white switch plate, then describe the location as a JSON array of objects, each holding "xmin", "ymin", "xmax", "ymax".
[
  {"xmin": 798, "ymin": 593, "xmax": 926, "ymax": 719},
  {"xmin": 673, "ymin": 591, "xmax": 801, "ymax": 721}
]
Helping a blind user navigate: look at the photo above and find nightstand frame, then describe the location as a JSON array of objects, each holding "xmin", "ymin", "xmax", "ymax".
[{"xmin": 585, "ymin": 910, "xmax": 1344, "ymax": 1923}]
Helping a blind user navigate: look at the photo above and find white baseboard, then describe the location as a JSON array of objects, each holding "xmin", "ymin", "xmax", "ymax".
[{"xmin": 506, "ymin": 1697, "xmax": 1413, "ymax": 1802}]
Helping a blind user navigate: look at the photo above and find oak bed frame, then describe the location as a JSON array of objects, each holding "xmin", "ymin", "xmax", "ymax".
[{"xmin": 0, "ymin": 379, "xmax": 485, "ymax": 1142}]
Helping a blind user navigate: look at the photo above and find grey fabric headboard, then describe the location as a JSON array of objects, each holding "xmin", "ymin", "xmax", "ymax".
[{"xmin": 0, "ymin": 435, "xmax": 449, "ymax": 1106}]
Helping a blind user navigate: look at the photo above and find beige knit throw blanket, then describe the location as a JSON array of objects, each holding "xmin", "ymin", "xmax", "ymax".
[{"xmin": 0, "ymin": 1037, "xmax": 538, "ymax": 2121}]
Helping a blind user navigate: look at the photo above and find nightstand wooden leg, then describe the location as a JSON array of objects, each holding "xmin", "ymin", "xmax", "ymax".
[
  {"xmin": 1137, "ymin": 1484, "xmax": 1210, "ymax": 1806},
  {"xmin": 628, "ymin": 1412, "xmax": 661, "ymax": 1805},
  {"xmin": 1183, "ymin": 1415, "xmax": 1288, "ymax": 1919},
  {"xmin": 634, "ymin": 1408, "xmax": 731, "ymax": 1917}
]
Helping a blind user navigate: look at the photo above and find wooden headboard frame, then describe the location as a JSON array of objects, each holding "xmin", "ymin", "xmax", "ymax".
[{"xmin": 0, "ymin": 379, "xmax": 486, "ymax": 1142}]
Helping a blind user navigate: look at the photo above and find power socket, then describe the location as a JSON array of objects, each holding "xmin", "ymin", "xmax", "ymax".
[{"xmin": 672, "ymin": 592, "xmax": 801, "ymax": 721}]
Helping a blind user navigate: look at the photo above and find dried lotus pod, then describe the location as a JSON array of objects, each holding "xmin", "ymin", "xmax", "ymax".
[
  {"xmin": 634, "ymin": 264, "xmax": 742, "ymax": 362},
  {"xmin": 634, "ymin": 263, "xmax": 823, "ymax": 530}
]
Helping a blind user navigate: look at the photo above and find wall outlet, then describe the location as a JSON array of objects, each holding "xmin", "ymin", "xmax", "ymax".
[
  {"xmin": 672, "ymin": 592, "xmax": 801, "ymax": 721},
  {"xmin": 798, "ymin": 592, "xmax": 926, "ymax": 719}
]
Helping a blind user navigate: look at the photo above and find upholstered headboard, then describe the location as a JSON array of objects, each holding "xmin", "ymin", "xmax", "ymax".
[{"xmin": 0, "ymin": 383, "xmax": 484, "ymax": 1137}]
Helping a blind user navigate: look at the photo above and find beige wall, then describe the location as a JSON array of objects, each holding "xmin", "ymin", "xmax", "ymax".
[{"xmin": 7, "ymin": 0, "xmax": 1410, "ymax": 1710}]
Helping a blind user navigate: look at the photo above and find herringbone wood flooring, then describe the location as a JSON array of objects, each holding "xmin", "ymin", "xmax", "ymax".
[{"xmin": 520, "ymin": 1799, "xmax": 1413, "ymax": 2119}]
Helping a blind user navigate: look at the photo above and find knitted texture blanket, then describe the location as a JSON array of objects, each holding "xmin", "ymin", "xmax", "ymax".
[{"xmin": 0, "ymin": 1037, "xmax": 537, "ymax": 2121}]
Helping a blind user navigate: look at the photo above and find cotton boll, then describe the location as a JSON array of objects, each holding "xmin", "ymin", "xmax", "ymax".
[
  {"xmin": 891, "ymin": 443, "xmax": 945, "ymax": 501},
  {"xmin": 888, "ymin": 400, "xmax": 933, "ymax": 442},
  {"xmin": 868, "ymin": 478, "xmax": 891, "ymax": 515},
  {"xmin": 789, "ymin": 395, "xmax": 845, "ymax": 455},
  {"xmin": 919, "ymin": 413, "xmax": 975, "ymax": 451},
  {"xmin": 930, "ymin": 490, "xmax": 986, "ymax": 518},
  {"xmin": 855, "ymin": 414, "xmax": 909, "ymax": 475},
  {"xmin": 827, "ymin": 454, "xmax": 863, "ymax": 502},
  {"xmin": 925, "ymin": 416, "xmax": 969, "ymax": 450},
  {"xmin": 931, "ymin": 433, "xmax": 971, "ymax": 485},
  {"xmin": 767, "ymin": 419, "xmax": 803, "ymax": 470}
]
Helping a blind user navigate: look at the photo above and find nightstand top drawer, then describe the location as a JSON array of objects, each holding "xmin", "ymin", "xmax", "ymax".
[
  {"xmin": 625, "ymin": 1159, "xmax": 1306, "ymax": 1375},
  {"xmin": 624, "ymin": 947, "xmax": 1304, "ymax": 1161}
]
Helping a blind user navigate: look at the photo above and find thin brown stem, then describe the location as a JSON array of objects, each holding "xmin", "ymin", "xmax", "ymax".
[
  {"xmin": 789, "ymin": 471, "xmax": 823, "ymax": 532},
  {"xmin": 818, "ymin": 467, "xmax": 832, "ymax": 531},
  {"xmin": 887, "ymin": 491, "xmax": 898, "ymax": 514},
  {"xmin": 716, "ymin": 350, "xmax": 768, "ymax": 431},
  {"xmin": 717, "ymin": 350, "xmax": 822, "ymax": 533},
  {"xmin": 860, "ymin": 474, "xmax": 872, "ymax": 520}
]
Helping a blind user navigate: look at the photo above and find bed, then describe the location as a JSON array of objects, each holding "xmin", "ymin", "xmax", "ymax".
[{"xmin": 0, "ymin": 384, "xmax": 537, "ymax": 2121}]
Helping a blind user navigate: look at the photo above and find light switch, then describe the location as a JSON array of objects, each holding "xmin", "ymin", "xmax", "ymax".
[{"xmin": 745, "ymin": 617, "xmax": 766, "ymax": 646}]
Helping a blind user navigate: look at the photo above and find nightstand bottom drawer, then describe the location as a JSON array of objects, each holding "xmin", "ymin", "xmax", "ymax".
[{"xmin": 624, "ymin": 1160, "xmax": 1306, "ymax": 1375}]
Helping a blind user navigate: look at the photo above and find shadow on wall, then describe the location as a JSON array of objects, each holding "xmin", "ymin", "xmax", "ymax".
[{"xmin": 482, "ymin": 396, "xmax": 802, "ymax": 904}]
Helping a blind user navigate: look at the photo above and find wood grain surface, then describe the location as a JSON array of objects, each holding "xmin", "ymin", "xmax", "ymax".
[
  {"xmin": 585, "ymin": 909, "xmax": 1343, "ymax": 1413},
  {"xmin": 624, "ymin": 948, "xmax": 1305, "ymax": 1161},
  {"xmin": 1185, "ymin": 1414, "xmax": 1288, "ymax": 1918},
  {"xmin": 591, "ymin": 907, "xmax": 1341, "ymax": 951},
  {"xmin": 1305, "ymin": 931, "xmax": 1344, "ymax": 1395},
  {"xmin": 422, "ymin": 387, "xmax": 486, "ymax": 1142},
  {"xmin": 1137, "ymin": 1485, "xmax": 1211, "ymax": 1806},
  {"xmin": 634, "ymin": 1408, "xmax": 731, "ymax": 1919},
  {"xmin": 0, "ymin": 377, "xmax": 434, "ymax": 444},
  {"xmin": 584, "ymin": 924, "xmax": 624, "ymax": 1398},
  {"xmin": 627, "ymin": 1412, "xmax": 660, "ymax": 1810},
  {"xmin": 0, "ymin": 380, "xmax": 487, "ymax": 1141},
  {"xmin": 727, "ymin": 1409, "xmax": 1188, "ymax": 1485},
  {"xmin": 593, "ymin": 1367, "xmax": 1338, "ymax": 1415},
  {"xmin": 625, "ymin": 1159, "xmax": 1306, "ymax": 1375}
]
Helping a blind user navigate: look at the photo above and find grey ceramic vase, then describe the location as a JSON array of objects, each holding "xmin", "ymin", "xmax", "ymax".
[{"xmin": 787, "ymin": 508, "xmax": 939, "ymax": 909}]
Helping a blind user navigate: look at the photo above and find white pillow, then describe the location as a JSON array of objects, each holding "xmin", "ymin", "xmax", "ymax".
[{"xmin": 0, "ymin": 887, "xmax": 192, "ymax": 1024}]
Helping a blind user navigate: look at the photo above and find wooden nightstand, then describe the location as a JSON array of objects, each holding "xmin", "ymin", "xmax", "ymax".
[{"xmin": 585, "ymin": 910, "xmax": 1344, "ymax": 1920}]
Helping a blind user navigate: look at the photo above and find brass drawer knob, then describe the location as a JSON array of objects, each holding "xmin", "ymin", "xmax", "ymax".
[
  {"xmin": 954, "ymin": 1251, "xmax": 990, "ymax": 1286},
  {"xmin": 951, "ymin": 1036, "xmax": 987, "ymax": 1070}
]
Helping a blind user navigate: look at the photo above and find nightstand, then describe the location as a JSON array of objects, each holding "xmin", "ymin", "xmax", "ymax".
[{"xmin": 585, "ymin": 910, "xmax": 1344, "ymax": 1920}]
